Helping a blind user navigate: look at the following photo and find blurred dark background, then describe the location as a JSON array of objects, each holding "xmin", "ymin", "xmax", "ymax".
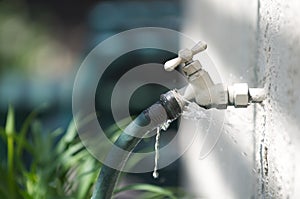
[{"xmin": 0, "ymin": 0, "xmax": 182, "ymax": 191}]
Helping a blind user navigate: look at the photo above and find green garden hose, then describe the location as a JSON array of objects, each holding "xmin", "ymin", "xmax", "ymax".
[{"xmin": 91, "ymin": 91, "xmax": 183, "ymax": 199}]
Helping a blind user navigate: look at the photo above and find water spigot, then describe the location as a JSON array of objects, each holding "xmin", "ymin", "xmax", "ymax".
[
  {"xmin": 164, "ymin": 41, "xmax": 207, "ymax": 71},
  {"xmin": 163, "ymin": 41, "xmax": 266, "ymax": 109}
]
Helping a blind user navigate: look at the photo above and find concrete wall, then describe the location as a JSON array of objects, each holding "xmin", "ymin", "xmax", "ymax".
[{"xmin": 181, "ymin": 0, "xmax": 300, "ymax": 198}]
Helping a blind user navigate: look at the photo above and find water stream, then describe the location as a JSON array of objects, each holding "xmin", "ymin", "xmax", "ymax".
[
  {"xmin": 152, "ymin": 120, "xmax": 171, "ymax": 179},
  {"xmin": 152, "ymin": 95, "xmax": 208, "ymax": 179},
  {"xmin": 152, "ymin": 127, "xmax": 160, "ymax": 179}
]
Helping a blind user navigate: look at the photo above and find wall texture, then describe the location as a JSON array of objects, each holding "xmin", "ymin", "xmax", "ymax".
[
  {"xmin": 255, "ymin": 0, "xmax": 300, "ymax": 198},
  {"xmin": 181, "ymin": 0, "xmax": 300, "ymax": 198}
]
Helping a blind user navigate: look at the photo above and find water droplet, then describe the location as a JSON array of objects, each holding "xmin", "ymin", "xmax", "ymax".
[{"xmin": 152, "ymin": 171, "xmax": 159, "ymax": 178}]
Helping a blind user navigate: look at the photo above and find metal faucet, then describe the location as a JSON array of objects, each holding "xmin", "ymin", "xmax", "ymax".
[{"xmin": 164, "ymin": 41, "xmax": 266, "ymax": 109}]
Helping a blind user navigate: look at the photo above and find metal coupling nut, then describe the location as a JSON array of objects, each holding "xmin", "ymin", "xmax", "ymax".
[{"xmin": 228, "ymin": 83, "xmax": 249, "ymax": 107}]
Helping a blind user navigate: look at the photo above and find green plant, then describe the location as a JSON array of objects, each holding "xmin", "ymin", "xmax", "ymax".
[
  {"xmin": 0, "ymin": 106, "xmax": 99, "ymax": 199},
  {"xmin": 114, "ymin": 184, "xmax": 189, "ymax": 199},
  {"xmin": 0, "ymin": 107, "xmax": 189, "ymax": 199}
]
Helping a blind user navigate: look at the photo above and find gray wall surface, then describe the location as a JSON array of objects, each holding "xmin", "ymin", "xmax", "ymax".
[{"xmin": 180, "ymin": 0, "xmax": 300, "ymax": 198}]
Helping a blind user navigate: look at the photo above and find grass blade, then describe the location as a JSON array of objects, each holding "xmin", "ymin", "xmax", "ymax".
[
  {"xmin": 114, "ymin": 184, "xmax": 176, "ymax": 199},
  {"xmin": 5, "ymin": 105, "xmax": 15, "ymax": 199}
]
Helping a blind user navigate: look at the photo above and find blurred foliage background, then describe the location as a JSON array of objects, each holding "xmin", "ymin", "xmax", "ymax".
[
  {"xmin": 0, "ymin": 0, "xmax": 184, "ymax": 198},
  {"xmin": 0, "ymin": 107, "xmax": 190, "ymax": 198},
  {"xmin": 0, "ymin": 106, "xmax": 99, "ymax": 198}
]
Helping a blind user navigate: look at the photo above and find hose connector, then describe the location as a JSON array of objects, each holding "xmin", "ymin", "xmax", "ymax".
[{"xmin": 160, "ymin": 90, "xmax": 184, "ymax": 120}]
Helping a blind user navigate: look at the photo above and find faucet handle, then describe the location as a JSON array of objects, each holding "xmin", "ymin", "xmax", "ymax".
[
  {"xmin": 164, "ymin": 57, "xmax": 183, "ymax": 71},
  {"xmin": 191, "ymin": 41, "xmax": 207, "ymax": 55},
  {"xmin": 164, "ymin": 41, "xmax": 207, "ymax": 71}
]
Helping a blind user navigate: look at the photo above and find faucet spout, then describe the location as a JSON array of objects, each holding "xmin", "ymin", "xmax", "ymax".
[{"xmin": 164, "ymin": 41, "xmax": 266, "ymax": 109}]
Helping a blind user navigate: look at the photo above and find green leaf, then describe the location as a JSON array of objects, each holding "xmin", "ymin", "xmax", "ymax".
[
  {"xmin": 5, "ymin": 105, "xmax": 15, "ymax": 198},
  {"xmin": 56, "ymin": 120, "xmax": 77, "ymax": 153},
  {"xmin": 75, "ymin": 158, "xmax": 97, "ymax": 199},
  {"xmin": 137, "ymin": 192, "xmax": 165, "ymax": 199},
  {"xmin": 5, "ymin": 105, "xmax": 15, "ymax": 136},
  {"xmin": 114, "ymin": 184, "xmax": 176, "ymax": 199},
  {"xmin": 17, "ymin": 110, "xmax": 39, "ymax": 157}
]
